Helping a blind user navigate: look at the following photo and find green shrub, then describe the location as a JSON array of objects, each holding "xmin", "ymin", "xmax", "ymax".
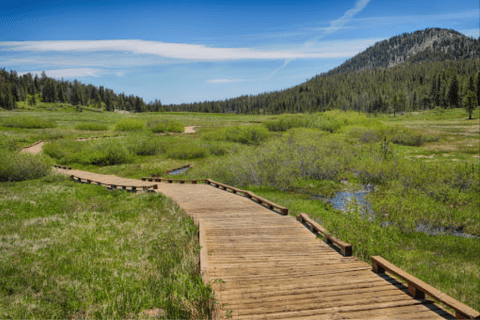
[
  {"xmin": 203, "ymin": 125, "xmax": 269, "ymax": 145},
  {"xmin": 167, "ymin": 145, "xmax": 208, "ymax": 159},
  {"xmin": 2, "ymin": 116, "xmax": 57, "ymax": 129},
  {"xmin": 43, "ymin": 138, "xmax": 135, "ymax": 166},
  {"xmin": 114, "ymin": 118, "xmax": 146, "ymax": 132},
  {"xmin": 126, "ymin": 133, "xmax": 165, "ymax": 156},
  {"xmin": 264, "ymin": 111, "xmax": 382, "ymax": 133},
  {"xmin": 75, "ymin": 123, "xmax": 109, "ymax": 131},
  {"xmin": 147, "ymin": 118, "xmax": 184, "ymax": 133},
  {"xmin": 0, "ymin": 135, "xmax": 21, "ymax": 151},
  {"xmin": 0, "ymin": 151, "xmax": 51, "ymax": 181}
]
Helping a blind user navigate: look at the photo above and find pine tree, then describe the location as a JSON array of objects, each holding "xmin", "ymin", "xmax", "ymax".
[{"xmin": 447, "ymin": 76, "xmax": 460, "ymax": 108}]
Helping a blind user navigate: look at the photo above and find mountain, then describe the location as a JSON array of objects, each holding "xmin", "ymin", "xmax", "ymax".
[
  {"xmin": 166, "ymin": 28, "xmax": 479, "ymax": 114},
  {"xmin": 325, "ymin": 28, "xmax": 479, "ymax": 76}
]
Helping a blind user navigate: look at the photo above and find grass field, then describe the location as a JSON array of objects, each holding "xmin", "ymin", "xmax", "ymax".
[{"xmin": 0, "ymin": 105, "xmax": 479, "ymax": 317}]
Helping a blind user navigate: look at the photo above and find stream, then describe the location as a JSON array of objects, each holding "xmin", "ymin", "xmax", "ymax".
[{"xmin": 312, "ymin": 182, "xmax": 478, "ymax": 239}]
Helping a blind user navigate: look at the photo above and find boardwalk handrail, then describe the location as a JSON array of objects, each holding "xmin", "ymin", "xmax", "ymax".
[
  {"xmin": 297, "ymin": 213, "xmax": 352, "ymax": 256},
  {"xmin": 372, "ymin": 256, "xmax": 480, "ymax": 319},
  {"xmin": 142, "ymin": 177, "xmax": 204, "ymax": 184},
  {"xmin": 205, "ymin": 179, "xmax": 288, "ymax": 215},
  {"xmin": 72, "ymin": 174, "xmax": 158, "ymax": 191},
  {"xmin": 22, "ymin": 140, "xmax": 43, "ymax": 149},
  {"xmin": 55, "ymin": 165, "xmax": 72, "ymax": 170}
]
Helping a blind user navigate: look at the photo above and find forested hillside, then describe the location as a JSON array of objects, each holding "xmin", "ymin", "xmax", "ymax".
[
  {"xmin": 0, "ymin": 70, "xmax": 163, "ymax": 112},
  {"xmin": 166, "ymin": 59, "xmax": 479, "ymax": 115},
  {"xmin": 166, "ymin": 28, "xmax": 479, "ymax": 115}
]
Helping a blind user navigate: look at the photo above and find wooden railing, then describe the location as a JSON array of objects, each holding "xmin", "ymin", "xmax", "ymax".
[
  {"xmin": 205, "ymin": 179, "xmax": 289, "ymax": 215},
  {"xmin": 72, "ymin": 174, "xmax": 158, "ymax": 192},
  {"xmin": 54, "ymin": 165, "xmax": 72, "ymax": 170},
  {"xmin": 142, "ymin": 177, "xmax": 203, "ymax": 184},
  {"xmin": 141, "ymin": 177, "xmax": 289, "ymax": 215},
  {"xmin": 22, "ymin": 140, "xmax": 43, "ymax": 149},
  {"xmin": 372, "ymin": 256, "xmax": 480, "ymax": 319},
  {"xmin": 297, "ymin": 213, "xmax": 352, "ymax": 256}
]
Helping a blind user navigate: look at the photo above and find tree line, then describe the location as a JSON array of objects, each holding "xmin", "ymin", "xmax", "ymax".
[
  {"xmin": 0, "ymin": 69, "xmax": 163, "ymax": 112},
  {"xmin": 165, "ymin": 59, "xmax": 479, "ymax": 117}
]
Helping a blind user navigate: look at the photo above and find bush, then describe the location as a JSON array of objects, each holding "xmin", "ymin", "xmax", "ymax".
[
  {"xmin": 263, "ymin": 111, "xmax": 381, "ymax": 133},
  {"xmin": 148, "ymin": 119, "xmax": 184, "ymax": 133},
  {"xmin": 167, "ymin": 145, "xmax": 208, "ymax": 159},
  {"xmin": 43, "ymin": 138, "xmax": 135, "ymax": 166},
  {"xmin": 75, "ymin": 123, "xmax": 109, "ymax": 131},
  {"xmin": 0, "ymin": 151, "xmax": 51, "ymax": 181},
  {"xmin": 2, "ymin": 116, "xmax": 57, "ymax": 129},
  {"xmin": 114, "ymin": 118, "xmax": 146, "ymax": 132},
  {"xmin": 126, "ymin": 133, "xmax": 165, "ymax": 156},
  {"xmin": 203, "ymin": 125, "xmax": 269, "ymax": 145}
]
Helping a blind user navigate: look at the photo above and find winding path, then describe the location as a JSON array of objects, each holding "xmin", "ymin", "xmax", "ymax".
[
  {"xmin": 19, "ymin": 139, "xmax": 477, "ymax": 319},
  {"xmin": 53, "ymin": 168, "xmax": 459, "ymax": 319}
]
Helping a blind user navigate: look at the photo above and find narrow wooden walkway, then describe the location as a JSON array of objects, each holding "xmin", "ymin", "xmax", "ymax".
[
  {"xmin": 53, "ymin": 168, "xmax": 463, "ymax": 319},
  {"xmin": 155, "ymin": 183, "xmax": 454, "ymax": 319}
]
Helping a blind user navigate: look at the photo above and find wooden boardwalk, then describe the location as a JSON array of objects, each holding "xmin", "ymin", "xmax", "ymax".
[
  {"xmin": 155, "ymin": 182, "xmax": 455, "ymax": 320},
  {"xmin": 52, "ymin": 168, "xmax": 478, "ymax": 319}
]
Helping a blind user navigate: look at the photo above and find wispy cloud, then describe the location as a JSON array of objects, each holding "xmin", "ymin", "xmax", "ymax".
[
  {"xmin": 257, "ymin": 0, "xmax": 371, "ymax": 80},
  {"xmin": 1, "ymin": 40, "xmax": 343, "ymax": 61}
]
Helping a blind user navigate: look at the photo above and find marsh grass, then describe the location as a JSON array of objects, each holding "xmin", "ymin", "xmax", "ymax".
[
  {"xmin": 0, "ymin": 151, "xmax": 52, "ymax": 181},
  {"xmin": 74, "ymin": 123, "xmax": 109, "ymax": 131},
  {"xmin": 147, "ymin": 118, "xmax": 184, "ymax": 133},
  {"xmin": 203, "ymin": 125, "xmax": 269, "ymax": 145},
  {"xmin": 0, "ymin": 179, "xmax": 213, "ymax": 319},
  {"xmin": 2, "ymin": 116, "xmax": 57, "ymax": 129},
  {"xmin": 43, "ymin": 138, "xmax": 135, "ymax": 166},
  {"xmin": 114, "ymin": 118, "xmax": 146, "ymax": 132}
]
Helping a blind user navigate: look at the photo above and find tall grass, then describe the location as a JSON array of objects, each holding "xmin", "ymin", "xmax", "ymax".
[
  {"xmin": 0, "ymin": 179, "xmax": 213, "ymax": 318},
  {"xmin": 43, "ymin": 138, "xmax": 135, "ymax": 166},
  {"xmin": 2, "ymin": 116, "xmax": 57, "ymax": 129},
  {"xmin": 75, "ymin": 123, "xmax": 109, "ymax": 131},
  {"xmin": 114, "ymin": 118, "xmax": 146, "ymax": 132},
  {"xmin": 203, "ymin": 125, "xmax": 268, "ymax": 145},
  {"xmin": 148, "ymin": 118, "xmax": 184, "ymax": 133},
  {"xmin": 263, "ymin": 111, "xmax": 380, "ymax": 133},
  {"xmin": 0, "ymin": 151, "xmax": 51, "ymax": 181}
]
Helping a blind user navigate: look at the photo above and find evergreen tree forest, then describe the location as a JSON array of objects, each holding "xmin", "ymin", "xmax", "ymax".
[
  {"xmin": 166, "ymin": 59, "xmax": 479, "ymax": 115},
  {"xmin": 0, "ymin": 70, "xmax": 163, "ymax": 112}
]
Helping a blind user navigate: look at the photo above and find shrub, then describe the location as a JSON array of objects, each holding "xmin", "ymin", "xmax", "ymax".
[
  {"xmin": 0, "ymin": 151, "xmax": 51, "ymax": 181},
  {"xmin": 114, "ymin": 118, "xmax": 146, "ymax": 132},
  {"xmin": 203, "ymin": 125, "xmax": 269, "ymax": 145},
  {"xmin": 126, "ymin": 133, "xmax": 165, "ymax": 156},
  {"xmin": 2, "ymin": 116, "xmax": 57, "ymax": 129},
  {"xmin": 263, "ymin": 111, "xmax": 382, "ymax": 133},
  {"xmin": 148, "ymin": 119, "xmax": 184, "ymax": 133},
  {"xmin": 43, "ymin": 138, "xmax": 135, "ymax": 166},
  {"xmin": 75, "ymin": 123, "xmax": 109, "ymax": 131},
  {"xmin": 167, "ymin": 145, "xmax": 208, "ymax": 159}
]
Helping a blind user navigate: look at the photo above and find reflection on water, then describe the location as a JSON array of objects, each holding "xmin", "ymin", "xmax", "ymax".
[
  {"xmin": 313, "ymin": 184, "xmax": 375, "ymax": 218},
  {"xmin": 169, "ymin": 167, "xmax": 190, "ymax": 175},
  {"xmin": 312, "ymin": 182, "xmax": 478, "ymax": 238}
]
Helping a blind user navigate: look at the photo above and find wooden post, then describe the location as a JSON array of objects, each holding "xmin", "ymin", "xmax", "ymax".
[
  {"xmin": 372, "ymin": 259, "xmax": 385, "ymax": 274},
  {"xmin": 408, "ymin": 284, "xmax": 425, "ymax": 299}
]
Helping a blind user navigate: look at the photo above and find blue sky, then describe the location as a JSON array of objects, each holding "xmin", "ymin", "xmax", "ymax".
[{"xmin": 1, "ymin": 0, "xmax": 478, "ymax": 104}]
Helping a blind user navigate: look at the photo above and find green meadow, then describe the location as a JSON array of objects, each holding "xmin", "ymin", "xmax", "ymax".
[{"xmin": 0, "ymin": 105, "xmax": 479, "ymax": 318}]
